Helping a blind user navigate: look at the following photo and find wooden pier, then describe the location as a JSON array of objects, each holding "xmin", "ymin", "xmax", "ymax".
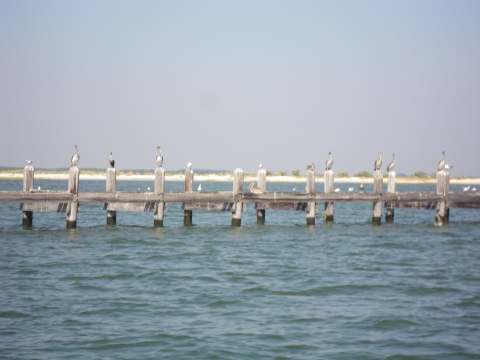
[{"xmin": 1, "ymin": 148, "xmax": 479, "ymax": 228}]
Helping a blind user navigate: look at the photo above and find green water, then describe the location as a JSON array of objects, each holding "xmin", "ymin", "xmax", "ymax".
[{"xmin": 1, "ymin": 180, "xmax": 479, "ymax": 359}]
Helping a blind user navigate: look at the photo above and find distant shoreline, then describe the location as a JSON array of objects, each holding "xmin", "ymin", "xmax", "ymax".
[{"xmin": 1, "ymin": 172, "xmax": 479, "ymax": 184}]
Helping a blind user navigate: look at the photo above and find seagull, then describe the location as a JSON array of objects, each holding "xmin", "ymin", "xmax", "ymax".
[
  {"xmin": 137, "ymin": 188, "xmax": 141, "ymax": 192},
  {"xmin": 156, "ymin": 146, "xmax": 163, "ymax": 167},
  {"xmin": 359, "ymin": 184, "xmax": 365, "ymax": 191},
  {"xmin": 463, "ymin": 186, "xmax": 470, "ymax": 192},
  {"xmin": 444, "ymin": 164, "xmax": 452, "ymax": 171},
  {"xmin": 472, "ymin": 188, "xmax": 477, "ymax": 192},
  {"xmin": 306, "ymin": 162, "xmax": 315, "ymax": 171},
  {"xmin": 334, "ymin": 188, "xmax": 340, "ymax": 193},
  {"xmin": 387, "ymin": 153, "xmax": 395, "ymax": 172},
  {"xmin": 187, "ymin": 162, "xmax": 192, "ymax": 170},
  {"xmin": 438, "ymin": 151, "xmax": 445, "ymax": 171},
  {"xmin": 259, "ymin": 164, "xmax": 263, "ymax": 169},
  {"xmin": 37, "ymin": 186, "xmax": 41, "ymax": 191},
  {"xmin": 198, "ymin": 184, "xmax": 202, "ymax": 191},
  {"xmin": 293, "ymin": 188, "xmax": 296, "ymax": 192},
  {"xmin": 147, "ymin": 187, "xmax": 151, "ymax": 191},
  {"xmin": 325, "ymin": 152, "xmax": 333, "ymax": 171},
  {"xmin": 109, "ymin": 152, "xmax": 115, "ymax": 168},
  {"xmin": 374, "ymin": 152, "xmax": 382, "ymax": 171},
  {"xmin": 348, "ymin": 187, "xmax": 354, "ymax": 192},
  {"xmin": 248, "ymin": 180, "xmax": 263, "ymax": 194},
  {"xmin": 27, "ymin": 160, "xmax": 32, "ymax": 165},
  {"xmin": 71, "ymin": 144, "xmax": 79, "ymax": 167}
]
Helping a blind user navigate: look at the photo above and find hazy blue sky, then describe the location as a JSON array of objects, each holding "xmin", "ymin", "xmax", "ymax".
[{"xmin": 1, "ymin": 0, "xmax": 479, "ymax": 175}]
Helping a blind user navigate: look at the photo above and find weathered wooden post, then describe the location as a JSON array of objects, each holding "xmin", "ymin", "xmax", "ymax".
[
  {"xmin": 256, "ymin": 166, "xmax": 266, "ymax": 224},
  {"xmin": 66, "ymin": 166, "xmax": 79, "ymax": 229},
  {"xmin": 435, "ymin": 170, "xmax": 447, "ymax": 226},
  {"xmin": 106, "ymin": 167, "xmax": 116, "ymax": 225},
  {"xmin": 372, "ymin": 170, "xmax": 383, "ymax": 225},
  {"xmin": 22, "ymin": 162, "xmax": 34, "ymax": 227},
  {"xmin": 385, "ymin": 170, "xmax": 395, "ymax": 223},
  {"xmin": 444, "ymin": 170, "xmax": 450, "ymax": 222},
  {"xmin": 306, "ymin": 168, "xmax": 316, "ymax": 225},
  {"xmin": 154, "ymin": 166, "xmax": 165, "ymax": 227},
  {"xmin": 184, "ymin": 165, "xmax": 194, "ymax": 225},
  {"xmin": 232, "ymin": 168, "xmax": 244, "ymax": 227},
  {"xmin": 323, "ymin": 170, "xmax": 334, "ymax": 222}
]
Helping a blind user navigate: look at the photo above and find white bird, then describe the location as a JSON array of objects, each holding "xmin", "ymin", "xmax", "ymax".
[
  {"xmin": 71, "ymin": 144, "xmax": 79, "ymax": 167},
  {"xmin": 325, "ymin": 152, "xmax": 333, "ymax": 171},
  {"xmin": 198, "ymin": 184, "xmax": 202, "ymax": 191},
  {"xmin": 359, "ymin": 184, "xmax": 364, "ymax": 192},
  {"xmin": 374, "ymin": 152, "xmax": 382, "ymax": 171},
  {"xmin": 348, "ymin": 187, "xmax": 354, "ymax": 192},
  {"xmin": 259, "ymin": 164, "xmax": 263, "ymax": 169},
  {"xmin": 444, "ymin": 164, "xmax": 452, "ymax": 171},
  {"xmin": 147, "ymin": 187, "xmax": 151, "ymax": 191},
  {"xmin": 27, "ymin": 160, "xmax": 32, "ymax": 165},
  {"xmin": 334, "ymin": 188, "xmax": 340, "ymax": 193},
  {"xmin": 156, "ymin": 146, "xmax": 163, "ymax": 167},
  {"xmin": 472, "ymin": 188, "xmax": 477, "ymax": 192},
  {"xmin": 293, "ymin": 188, "xmax": 296, "ymax": 192},
  {"xmin": 109, "ymin": 152, "xmax": 115, "ymax": 168},
  {"xmin": 463, "ymin": 186, "xmax": 470, "ymax": 192},
  {"xmin": 187, "ymin": 162, "xmax": 192, "ymax": 169},
  {"xmin": 137, "ymin": 188, "xmax": 141, "ymax": 192},
  {"xmin": 438, "ymin": 151, "xmax": 445, "ymax": 171},
  {"xmin": 37, "ymin": 186, "xmax": 41, "ymax": 191},
  {"xmin": 387, "ymin": 153, "xmax": 395, "ymax": 172}
]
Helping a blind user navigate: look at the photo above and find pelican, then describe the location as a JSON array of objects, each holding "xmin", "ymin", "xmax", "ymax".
[
  {"xmin": 156, "ymin": 146, "xmax": 163, "ymax": 167},
  {"xmin": 348, "ymin": 187, "xmax": 354, "ymax": 192},
  {"xmin": 71, "ymin": 144, "xmax": 79, "ymax": 166},
  {"xmin": 463, "ymin": 186, "xmax": 470, "ymax": 192},
  {"xmin": 438, "ymin": 151, "xmax": 445, "ymax": 171},
  {"xmin": 306, "ymin": 162, "xmax": 315, "ymax": 171},
  {"xmin": 27, "ymin": 160, "xmax": 32, "ymax": 165},
  {"xmin": 248, "ymin": 181, "xmax": 263, "ymax": 194},
  {"xmin": 109, "ymin": 152, "xmax": 115, "ymax": 168},
  {"xmin": 325, "ymin": 152, "xmax": 333, "ymax": 171},
  {"xmin": 187, "ymin": 162, "xmax": 192, "ymax": 170},
  {"xmin": 334, "ymin": 188, "xmax": 340, "ymax": 193},
  {"xmin": 387, "ymin": 153, "xmax": 395, "ymax": 172},
  {"xmin": 374, "ymin": 152, "xmax": 382, "ymax": 171},
  {"xmin": 198, "ymin": 184, "xmax": 202, "ymax": 192}
]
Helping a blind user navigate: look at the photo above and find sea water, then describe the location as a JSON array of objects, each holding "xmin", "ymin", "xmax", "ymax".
[{"xmin": 1, "ymin": 180, "xmax": 479, "ymax": 359}]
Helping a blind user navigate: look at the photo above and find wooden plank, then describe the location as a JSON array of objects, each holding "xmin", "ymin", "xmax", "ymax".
[
  {"xmin": 105, "ymin": 202, "xmax": 155, "ymax": 212},
  {"xmin": 392, "ymin": 201, "xmax": 438, "ymax": 210},
  {"xmin": 183, "ymin": 202, "xmax": 234, "ymax": 211},
  {"xmin": 20, "ymin": 202, "xmax": 82, "ymax": 213},
  {"xmin": 255, "ymin": 202, "xmax": 309, "ymax": 211}
]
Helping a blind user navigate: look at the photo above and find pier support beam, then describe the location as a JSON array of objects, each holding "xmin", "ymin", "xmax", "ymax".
[
  {"xmin": 232, "ymin": 168, "xmax": 244, "ymax": 227},
  {"xmin": 323, "ymin": 170, "xmax": 334, "ymax": 222},
  {"xmin": 154, "ymin": 167, "xmax": 165, "ymax": 227},
  {"xmin": 435, "ymin": 170, "xmax": 447, "ymax": 226},
  {"xmin": 372, "ymin": 170, "xmax": 383, "ymax": 225},
  {"xmin": 22, "ymin": 164, "xmax": 34, "ymax": 227},
  {"xmin": 184, "ymin": 167, "xmax": 194, "ymax": 226},
  {"xmin": 306, "ymin": 168, "xmax": 316, "ymax": 226},
  {"xmin": 106, "ymin": 167, "xmax": 116, "ymax": 225},
  {"xmin": 256, "ymin": 167, "xmax": 266, "ymax": 224},
  {"xmin": 385, "ymin": 170, "xmax": 395, "ymax": 223},
  {"xmin": 66, "ymin": 166, "xmax": 79, "ymax": 229}
]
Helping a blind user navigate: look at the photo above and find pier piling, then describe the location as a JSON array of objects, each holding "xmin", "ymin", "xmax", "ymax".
[
  {"xmin": 232, "ymin": 168, "xmax": 244, "ymax": 227},
  {"xmin": 106, "ymin": 167, "xmax": 116, "ymax": 225},
  {"xmin": 385, "ymin": 170, "xmax": 395, "ymax": 223},
  {"xmin": 435, "ymin": 170, "xmax": 447, "ymax": 226},
  {"xmin": 306, "ymin": 168, "xmax": 316, "ymax": 225},
  {"xmin": 154, "ymin": 167, "xmax": 165, "ymax": 227},
  {"xmin": 256, "ymin": 166, "xmax": 266, "ymax": 224},
  {"xmin": 66, "ymin": 166, "xmax": 79, "ymax": 229},
  {"xmin": 324, "ymin": 170, "xmax": 334, "ymax": 222},
  {"xmin": 22, "ymin": 164, "xmax": 34, "ymax": 227},
  {"xmin": 183, "ymin": 166, "xmax": 194, "ymax": 225},
  {"xmin": 372, "ymin": 170, "xmax": 383, "ymax": 225}
]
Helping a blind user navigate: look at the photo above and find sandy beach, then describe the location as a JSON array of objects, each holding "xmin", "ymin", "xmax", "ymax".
[{"xmin": 1, "ymin": 172, "xmax": 480, "ymax": 184}]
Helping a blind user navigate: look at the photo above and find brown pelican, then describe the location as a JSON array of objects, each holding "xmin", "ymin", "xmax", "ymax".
[
  {"xmin": 71, "ymin": 144, "xmax": 79, "ymax": 166},
  {"xmin": 248, "ymin": 180, "xmax": 263, "ymax": 194},
  {"xmin": 306, "ymin": 162, "xmax": 315, "ymax": 171},
  {"xmin": 387, "ymin": 153, "xmax": 395, "ymax": 172},
  {"xmin": 109, "ymin": 152, "xmax": 115, "ymax": 168},
  {"xmin": 374, "ymin": 152, "xmax": 382, "ymax": 171},
  {"xmin": 438, "ymin": 151, "xmax": 445, "ymax": 171},
  {"xmin": 325, "ymin": 152, "xmax": 333, "ymax": 171},
  {"xmin": 156, "ymin": 146, "xmax": 163, "ymax": 167}
]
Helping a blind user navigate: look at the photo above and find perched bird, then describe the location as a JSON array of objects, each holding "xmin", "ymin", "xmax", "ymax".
[
  {"xmin": 198, "ymin": 184, "xmax": 202, "ymax": 191},
  {"xmin": 109, "ymin": 152, "xmax": 115, "ymax": 168},
  {"xmin": 438, "ymin": 151, "xmax": 445, "ymax": 171},
  {"xmin": 348, "ymin": 187, "xmax": 354, "ymax": 192},
  {"xmin": 463, "ymin": 186, "xmax": 470, "ymax": 192},
  {"xmin": 147, "ymin": 187, "xmax": 151, "ymax": 191},
  {"xmin": 156, "ymin": 146, "xmax": 163, "ymax": 167},
  {"xmin": 187, "ymin": 162, "xmax": 192, "ymax": 170},
  {"xmin": 259, "ymin": 164, "xmax": 263, "ymax": 169},
  {"xmin": 472, "ymin": 188, "xmax": 477, "ymax": 192},
  {"xmin": 249, "ymin": 181, "xmax": 263, "ymax": 194},
  {"xmin": 71, "ymin": 144, "xmax": 79, "ymax": 166},
  {"xmin": 325, "ymin": 152, "xmax": 333, "ymax": 171},
  {"xmin": 27, "ymin": 160, "xmax": 32, "ymax": 165},
  {"xmin": 137, "ymin": 188, "xmax": 141, "ymax": 192},
  {"xmin": 359, "ymin": 184, "xmax": 365, "ymax": 191},
  {"xmin": 387, "ymin": 153, "xmax": 395, "ymax": 172},
  {"xmin": 374, "ymin": 152, "xmax": 382, "ymax": 171},
  {"xmin": 293, "ymin": 188, "xmax": 296, "ymax": 192},
  {"xmin": 334, "ymin": 188, "xmax": 340, "ymax": 193},
  {"xmin": 306, "ymin": 162, "xmax": 315, "ymax": 171},
  {"xmin": 37, "ymin": 186, "xmax": 41, "ymax": 191},
  {"xmin": 444, "ymin": 164, "xmax": 452, "ymax": 171}
]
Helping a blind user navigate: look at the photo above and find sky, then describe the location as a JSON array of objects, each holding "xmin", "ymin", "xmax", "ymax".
[{"xmin": 1, "ymin": 0, "xmax": 479, "ymax": 176}]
